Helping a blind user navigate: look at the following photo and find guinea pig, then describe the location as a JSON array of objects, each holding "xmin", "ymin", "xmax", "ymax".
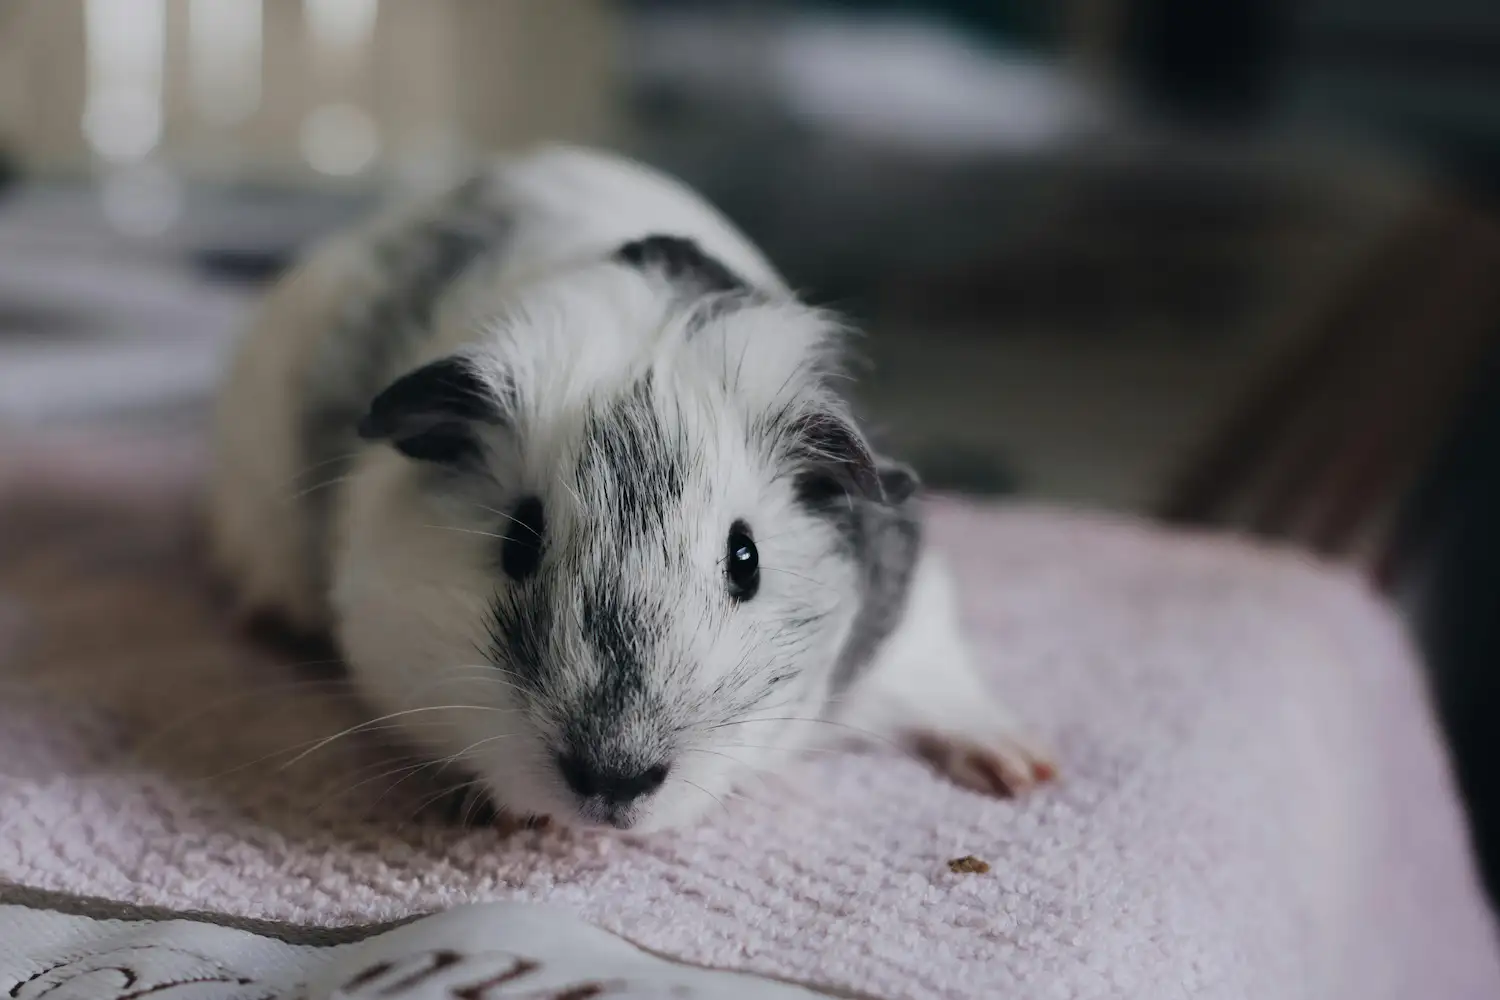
[{"xmin": 208, "ymin": 144, "xmax": 1054, "ymax": 832}]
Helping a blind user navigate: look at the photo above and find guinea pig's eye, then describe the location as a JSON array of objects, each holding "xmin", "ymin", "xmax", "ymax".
[
  {"xmin": 501, "ymin": 496, "xmax": 545, "ymax": 581},
  {"xmin": 725, "ymin": 520, "xmax": 759, "ymax": 602}
]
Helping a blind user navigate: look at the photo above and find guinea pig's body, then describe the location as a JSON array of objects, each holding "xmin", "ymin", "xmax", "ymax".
[{"xmin": 209, "ymin": 145, "xmax": 1052, "ymax": 831}]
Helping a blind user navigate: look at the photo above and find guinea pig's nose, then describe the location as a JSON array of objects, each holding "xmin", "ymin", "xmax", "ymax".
[{"xmin": 557, "ymin": 755, "xmax": 669, "ymax": 804}]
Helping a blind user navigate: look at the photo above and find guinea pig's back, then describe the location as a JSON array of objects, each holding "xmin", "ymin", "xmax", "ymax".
[
  {"xmin": 486, "ymin": 144, "xmax": 787, "ymax": 296},
  {"xmin": 207, "ymin": 224, "xmax": 381, "ymax": 634},
  {"xmin": 208, "ymin": 162, "xmax": 514, "ymax": 632}
]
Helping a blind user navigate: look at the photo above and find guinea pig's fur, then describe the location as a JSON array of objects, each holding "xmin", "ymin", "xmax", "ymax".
[{"xmin": 209, "ymin": 145, "xmax": 1053, "ymax": 831}]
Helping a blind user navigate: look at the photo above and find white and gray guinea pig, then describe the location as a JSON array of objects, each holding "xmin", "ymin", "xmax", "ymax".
[{"xmin": 208, "ymin": 144, "xmax": 1054, "ymax": 832}]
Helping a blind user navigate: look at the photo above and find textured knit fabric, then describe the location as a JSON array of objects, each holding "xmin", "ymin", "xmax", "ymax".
[{"xmin": 1, "ymin": 430, "xmax": 1496, "ymax": 1000}]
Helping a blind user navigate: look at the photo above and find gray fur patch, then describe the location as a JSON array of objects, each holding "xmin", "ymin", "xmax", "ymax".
[
  {"xmin": 613, "ymin": 234, "xmax": 746, "ymax": 297},
  {"xmin": 577, "ymin": 583, "xmax": 648, "ymax": 708},
  {"xmin": 576, "ymin": 378, "xmax": 687, "ymax": 539},
  {"xmin": 797, "ymin": 465, "xmax": 924, "ymax": 699},
  {"xmin": 486, "ymin": 545, "xmax": 671, "ymax": 772},
  {"xmin": 488, "ymin": 576, "xmax": 553, "ymax": 691},
  {"xmin": 486, "ymin": 379, "xmax": 688, "ymax": 768},
  {"xmin": 296, "ymin": 174, "xmax": 511, "ymax": 596},
  {"xmin": 612, "ymin": 234, "xmax": 764, "ymax": 337},
  {"xmin": 568, "ymin": 583, "xmax": 669, "ymax": 767}
]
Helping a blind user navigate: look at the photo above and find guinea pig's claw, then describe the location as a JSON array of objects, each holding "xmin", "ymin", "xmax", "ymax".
[
  {"xmin": 425, "ymin": 784, "xmax": 554, "ymax": 834},
  {"xmin": 912, "ymin": 730, "xmax": 1057, "ymax": 798},
  {"xmin": 493, "ymin": 813, "xmax": 552, "ymax": 835}
]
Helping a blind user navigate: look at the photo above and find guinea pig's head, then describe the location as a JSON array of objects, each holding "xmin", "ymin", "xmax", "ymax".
[{"xmin": 333, "ymin": 237, "xmax": 916, "ymax": 831}]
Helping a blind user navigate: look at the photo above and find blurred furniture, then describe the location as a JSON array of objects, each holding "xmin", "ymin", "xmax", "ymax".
[
  {"xmin": 1130, "ymin": 0, "xmax": 1500, "ymax": 913},
  {"xmin": 1119, "ymin": 0, "xmax": 1291, "ymax": 126},
  {"xmin": 1285, "ymin": 0, "xmax": 1500, "ymax": 196},
  {"xmin": 0, "ymin": 0, "xmax": 620, "ymax": 424},
  {"xmin": 1156, "ymin": 194, "xmax": 1500, "ymax": 906},
  {"xmin": 1156, "ymin": 196, "xmax": 1500, "ymax": 580},
  {"xmin": 1394, "ymin": 339, "xmax": 1500, "ymax": 909},
  {"xmin": 0, "ymin": 0, "xmax": 617, "ymax": 192}
]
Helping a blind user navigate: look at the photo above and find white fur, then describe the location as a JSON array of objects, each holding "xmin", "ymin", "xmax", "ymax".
[
  {"xmin": 208, "ymin": 145, "xmax": 783, "ymax": 634},
  {"xmin": 209, "ymin": 144, "xmax": 1051, "ymax": 831}
]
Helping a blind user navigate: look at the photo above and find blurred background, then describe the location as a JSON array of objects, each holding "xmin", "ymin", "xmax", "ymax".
[{"xmin": 1, "ymin": 0, "xmax": 1498, "ymax": 903}]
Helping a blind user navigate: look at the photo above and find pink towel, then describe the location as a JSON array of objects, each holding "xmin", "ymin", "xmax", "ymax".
[{"xmin": 1, "ymin": 429, "xmax": 1496, "ymax": 1000}]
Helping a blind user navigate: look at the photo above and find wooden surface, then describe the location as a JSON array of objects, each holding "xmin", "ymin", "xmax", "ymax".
[{"xmin": 1156, "ymin": 194, "xmax": 1500, "ymax": 587}]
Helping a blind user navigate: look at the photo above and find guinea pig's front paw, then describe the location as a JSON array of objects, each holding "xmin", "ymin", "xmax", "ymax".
[
  {"xmin": 424, "ymin": 782, "xmax": 553, "ymax": 834},
  {"xmin": 425, "ymin": 781, "xmax": 500, "ymax": 828},
  {"xmin": 911, "ymin": 729, "xmax": 1057, "ymax": 798}
]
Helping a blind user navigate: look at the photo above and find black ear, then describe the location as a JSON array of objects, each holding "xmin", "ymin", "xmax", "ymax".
[
  {"xmin": 876, "ymin": 457, "xmax": 920, "ymax": 504},
  {"xmin": 357, "ymin": 356, "xmax": 505, "ymax": 465},
  {"xmin": 789, "ymin": 410, "xmax": 920, "ymax": 508},
  {"xmin": 613, "ymin": 234, "xmax": 747, "ymax": 297}
]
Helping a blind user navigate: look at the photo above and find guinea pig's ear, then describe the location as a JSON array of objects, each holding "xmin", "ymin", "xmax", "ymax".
[
  {"xmin": 876, "ymin": 456, "xmax": 921, "ymax": 504},
  {"xmin": 790, "ymin": 409, "xmax": 920, "ymax": 507},
  {"xmin": 357, "ymin": 356, "xmax": 507, "ymax": 465},
  {"xmin": 613, "ymin": 234, "xmax": 748, "ymax": 298}
]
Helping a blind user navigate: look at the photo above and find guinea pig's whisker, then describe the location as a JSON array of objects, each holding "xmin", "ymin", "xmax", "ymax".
[
  {"xmin": 438, "ymin": 662, "xmax": 513, "ymax": 678},
  {"xmin": 681, "ymin": 746, "xmax": 756, "ymax": 770},
  {"xmin": 814, "ymin": 690, "xmax": 867, "ymax": 711},
  {"xmin": 448, "ymin": 732, "xmax": 516, "ymax": 760},
  {"xmin": 363, "ymin": 759, "xmax": 463, "ymax": 814},
  {"xmin": 466, "ymin": 502, "xmax": 544, "ymax": 540},
  {"xmin": 759, "ymin": 566, "xmax": 836, "ymax": 592},
  {"xmin": 129, "ymin": 681, "xmax": 362, "ymax": 749},
  {"xmin": 419, "ymin": 666, "xmax": 523, "ymax": 696},
  {"xmin": 312, "ymin": 757, "xmax": 439, "ymax": 807},
  {"xmin": 421, "ymin": 524, "xmax": 513, "ymax": 542},
  {"xmin": 433, "ymin": 743, "xmax": 509, "ymax": 828},
  {"xmin": 153, "ymin": 719, "xmax": 399, "ymax": 779},
  {"xmin": 279, "ymin": 705, "xmax": 511, "ymax": 770},
  {"xmin": 734, "ymin": 691, "xmax": 806, "ymax": 715},
  {"xmin": 278, "ymin": 451, "xmax": 363, "ymax": 489},
  {"xmin": 556, "ymin": 473, "xmax": 585, "ymax": 513},
  {"xmin": 709, "ymin": 716, "xmax": 896, "ymax": 748},
  {"xmin": 286, "ymin": 475, "xmax": 355, "ymax": 502},
  {"xmin": 714, "ymin": 742, "xmax": 860, "ymax": 758},
  {"xmin": 678, "ymin": 776, "xmax": 731, "ymax": 819},
  {"xmin": 163, "ymin": 719, "xmax": 430, "ymax": 786},
  {"xmin": 460, "ymin": 785, "xmax": 491, "ymax": 828},
  {"xmin": 322, "ymin": 751, "xmax": 435, "ymax": 787},
  {"xmin": 365, "ymin": 734, "xmax": 511, "ymax": 816},
  {"xmin": 405, "ymin": 779, "xmax": 480, "ymax": 826}
]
